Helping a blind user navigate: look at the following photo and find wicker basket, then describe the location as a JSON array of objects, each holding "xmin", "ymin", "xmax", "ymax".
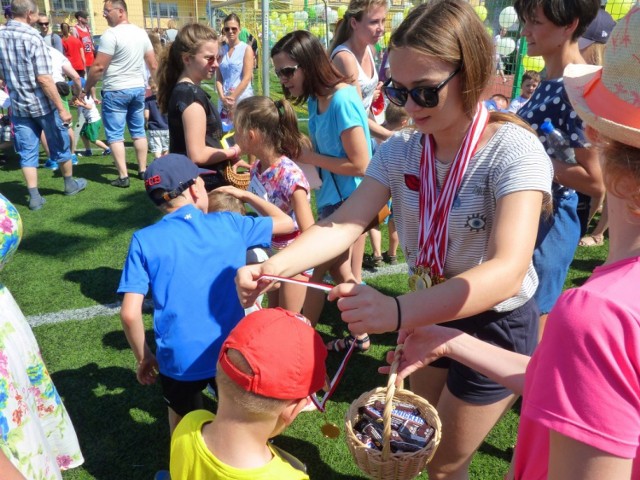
[
  {"xmin": 223, "ymin": 161, "xmax": 250, "ymax": 190},
  {"xmin": 345, "ymin": 345, "xmax": 442, "ymax": 480}
]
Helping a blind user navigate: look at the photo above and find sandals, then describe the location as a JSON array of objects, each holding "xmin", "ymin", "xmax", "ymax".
[
  {"xmin": 326, "ymin": 334, "xmax": 370, "ymax": 353},
  {"xmin": 579, "ymin": 234, "xmax": 605, "ymax": 247}
]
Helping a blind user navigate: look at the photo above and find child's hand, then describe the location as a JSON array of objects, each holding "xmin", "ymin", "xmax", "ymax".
[
  {"xmin": 215, "ymin": 185, "xmax": 244, "ymax": 199},
  {"xmin": 136, "ymin": 355, "xmax": 159, "ymax": 385}
]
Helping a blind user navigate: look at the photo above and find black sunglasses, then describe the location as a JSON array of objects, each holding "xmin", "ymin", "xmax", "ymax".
[
  {"xmin": 38, "ymin": 22, "xmax": 49, "ymax": 26},
  {"xmin": 274, "ymin": 65, "xmax": 299, "ymax": 80},
  {"xmin": 383, "ymin": 66, "xmax": 462, "ymax": 108},
  {"xmin": 223, "ymin": 27, "xmax": 238, "ymax": 33}
]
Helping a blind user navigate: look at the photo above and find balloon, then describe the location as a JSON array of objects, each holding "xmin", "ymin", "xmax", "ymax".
[
  {"xmin": 270, "ymin": 11, "xmax": 278, "ymax": 20},
  {"xmin": 605, "ymin": 0, "xmax": 633, "ymax": 21},
  {"xmin": 473, "ymin": 5, "xmax": 488, "ymax": 22},
  {"xmin": 328, "ymin": 8, "xmax": 338, "ymax": 24},
  {"xmin": 391, "ymin": 11, "xmax": 404, "ymax": 29},
  {"xmin": 521, "ymin": 55, "xmax": 545, "ymax": 72},
  {"xmin": 307, "ymin": 8, "xmax": 316, "ymax": 20},
  {"xmin": 300, "ymin": 11, "xmax": 308, "ymax": 21},
  {"xmin": 384, "ymin": 31, "xmax": 391, "ymax": 45},
  {"xmin": 337, "ymin": 5, "xmax": 347, "ymax": 18},
  {"xmin": 499, "ymin": 6, "xmax": 518, "ymax": 29},
  {"xmin": 496, "ymin": 37, "xmax": 516, "ymax": 56},
  {"xmin": 486, "ymin": 26, "xmax": 494, "ymax": 37}
]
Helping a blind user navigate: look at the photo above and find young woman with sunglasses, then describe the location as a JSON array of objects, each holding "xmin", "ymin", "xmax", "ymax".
[
  {"xmin": 237, "ymin": 1, "xmax": 552, "ymax": 476},
  {"xmin": 270, "ymin": 30, "xmax": 373, "ymax": 352},
  {"xmin": 215, "ymin": 13, "xmax": 254, "ymax": 128},
  {"xmin": 157, "ymin": 23, "xmax": 239, "ymax": 170}
]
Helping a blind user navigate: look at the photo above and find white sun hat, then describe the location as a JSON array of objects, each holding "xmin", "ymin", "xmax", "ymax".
[{"xmin": 564, "ymin": 5, "xmax": 640, "ymax": 148}]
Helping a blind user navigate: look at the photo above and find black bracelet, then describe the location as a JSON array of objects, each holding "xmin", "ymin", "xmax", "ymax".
[{"xmin": 393, "ymin": 296, "xmax": 402, "ymax": 332}]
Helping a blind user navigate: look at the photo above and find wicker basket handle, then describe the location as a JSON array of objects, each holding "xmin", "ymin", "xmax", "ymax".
[{"xmin": 382, "ymin": 344, "xmax": 404, "ymax": 460}]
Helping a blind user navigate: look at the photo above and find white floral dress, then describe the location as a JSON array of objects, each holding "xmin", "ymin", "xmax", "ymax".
[{"xmin": 0, "ymin": 194, "xmax": 84, "ymax": 479}]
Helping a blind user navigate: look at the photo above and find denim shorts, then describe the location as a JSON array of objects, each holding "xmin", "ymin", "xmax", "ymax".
[
  {"xmin": 533, "ymin": 190, "xmax": 580, "ymax": 313},
  {"xmin": 13, "ymin": 110, "xmax": 71, "ymax": 168},
  {"xmin": 430, "ymin": 298, "xmax": 539, "ymax": 404},
  {"xmin": 148, "ymin": 129, "xmax": 169, "ymax": 153},
  {"xmin": 101, "ymin": 87, "xmax": 146, "ymax": 143}
]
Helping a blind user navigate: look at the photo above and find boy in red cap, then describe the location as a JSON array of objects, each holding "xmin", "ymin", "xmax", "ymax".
[
  {"xmin": 118, "ymin": 154, "xmax": 295, "ymax": 439},
  {"xmin": 169, "ymin": 308, "xmax": 328, "ymax": 480}
]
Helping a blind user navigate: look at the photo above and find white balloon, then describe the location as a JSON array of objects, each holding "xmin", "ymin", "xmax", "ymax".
[
  {"xmin": 328, "ymin": 8, "xmax": 338, "ymax": 23},
  {"xmin": 499, "ymin": 6, "xmax": 518, "ymax": 29},
  {"xmin": 496, "ymin": 37, "xmax": 516, "ymax": 56},
  {"xmin": 391, "ymin": 11, "xmax": 404, "ymax": 29},
  {"xmin": 300, "ymin": 11, "xmax": 308, "ymax": 21}
]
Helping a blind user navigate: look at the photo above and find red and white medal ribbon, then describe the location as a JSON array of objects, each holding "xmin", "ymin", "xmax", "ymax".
[
  {"xmin": 415, "ymin": 103, "xmax": 489, "ymax": 277},
  {"xmin": 258, "ymin": 274, "xmax": 356, "ymax": 412}
]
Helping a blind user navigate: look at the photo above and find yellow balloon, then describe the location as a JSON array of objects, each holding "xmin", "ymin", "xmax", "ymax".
[
  {"xmin": 337, "ymin": 5, "xmax": 347, "ymax": 18},
  {"xmin": 384, "ymin": 31, "xmax": 391, "ymax": 45},
  {"xmin": 521, "ymin": 55, "xmax": 545, "ymax": 72},
  {"xmin": 473, "ymin": 5, "xmax": 488, "ymax": 22},
  {"xmin": 605, "ymin": 0, "xmax": 633, "ymax": 21}
]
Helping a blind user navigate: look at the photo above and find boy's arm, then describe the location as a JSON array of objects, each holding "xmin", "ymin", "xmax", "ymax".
[
  {"xmin": 215, "ymin": 185, "xmax": 295, "ymax": 236},
  {"xmin": 120, "ymin": 292, "xmax": 158, "ymax": 385}
]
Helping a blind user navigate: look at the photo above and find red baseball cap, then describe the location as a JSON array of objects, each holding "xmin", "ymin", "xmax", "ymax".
[{"xmin": 218, "ymin": 308, "xmax": 327, "ymax": 400}]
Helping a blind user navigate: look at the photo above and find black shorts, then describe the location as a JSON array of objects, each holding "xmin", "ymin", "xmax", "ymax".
[
  {"xmin": 430, "ymin": 298, "xmax": 539, "ymax": 405},
  {"xmin": 158, "ymin": 374, "xmax": 217, "ymax": 417}
]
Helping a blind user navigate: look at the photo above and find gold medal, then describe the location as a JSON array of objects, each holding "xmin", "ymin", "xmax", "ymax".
[
  {"xmin": 321, "ymin": 421, "xmax": 341, "ymax": 439},
  {"xmin": 409, "ymin": 266, "xmax": 434, "ymax": 291}
]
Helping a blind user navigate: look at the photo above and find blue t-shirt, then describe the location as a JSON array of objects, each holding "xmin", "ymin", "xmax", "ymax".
[
  {"xmin": 144, "ymin": 94, "xmax": 169, "ymax": 131},
  {"xmin": 117, "ymin": 204, "xmax": 272, "ymax": 381},
  {"xmin": 308, "ymin": 85, "xmax": 371, "ymax": 209}
]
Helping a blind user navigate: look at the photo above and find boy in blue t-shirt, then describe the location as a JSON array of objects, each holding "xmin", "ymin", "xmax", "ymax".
[{"xmin": 118, "ymin": 154, "xmax": 294, "ymax": 434}]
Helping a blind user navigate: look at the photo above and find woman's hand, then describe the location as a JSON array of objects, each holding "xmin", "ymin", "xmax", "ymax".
[
  {"xmin": 223, "ymin": 95, "xmax": 236, "ymax": 110},
  {"xmin": 378, "ymin": 325, "xmax": 462, "ymax": 384},
  {"xmin": 328, "ymin": 283, "xmax": 400, "ymax": 334},
  {"xmin": 235, "ymin": 263, "xmax": 281, "ymax": 308},
  {"xmin": 295, "ymin": 146, "xmax": 313, "ymax": 165}
]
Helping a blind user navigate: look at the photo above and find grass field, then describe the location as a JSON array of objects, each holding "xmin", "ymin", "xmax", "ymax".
[{"xmin": 0, "ymin": 78, "xmax": 609, "ymax": 479}]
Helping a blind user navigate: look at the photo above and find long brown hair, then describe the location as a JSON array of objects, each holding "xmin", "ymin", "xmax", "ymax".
[
  {"xmin": 329, "ymin": 0, "xmax": 387, "ymax": 53},
  {"xmin": 389, "ymin": 0, "xmax": 493, "ymax": 120},
  {"xmin": 234, "ymin": 96, "xmax": 308, "ymax": 159},
  {"xmin": 156, "ymin": 23, "xmax": 217, "ymax": 113},
  {"xmin": 271, "ymin": 30, "xmax": 346, "ymax": 104}
]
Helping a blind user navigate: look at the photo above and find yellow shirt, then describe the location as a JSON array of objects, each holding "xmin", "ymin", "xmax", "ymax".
[{"xmin": 170, "ymin": 410, "xmax": 310, "ymax": 480}]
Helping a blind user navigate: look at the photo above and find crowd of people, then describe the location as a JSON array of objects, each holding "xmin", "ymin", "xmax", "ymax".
[{"xmin": 1, "ymin": 0, "xmax": 639, "ymax": 478}]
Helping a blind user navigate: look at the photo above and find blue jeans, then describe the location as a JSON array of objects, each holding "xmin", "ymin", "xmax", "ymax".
[
  {"xmin": 533, "ymin": 190, "xmax": 580, "ymax": 313},
  {"xmin": 13, "ymin": 110, "xmax": 71, "ymax": 168},
  {"xmin": 101, "ymin": 87, "xmax": 146, "ymax": 143}
]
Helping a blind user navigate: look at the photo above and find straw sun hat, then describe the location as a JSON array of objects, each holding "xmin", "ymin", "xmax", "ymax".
[{"xmin": 564, "ymin": 5, "xmax": 640, "ymax": 148}]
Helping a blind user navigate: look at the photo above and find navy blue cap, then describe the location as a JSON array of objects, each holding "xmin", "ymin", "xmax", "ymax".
[
  {"xmin": 578, "ymin": 9, "xmax": 616, "ymax": 50},
  {"xmin": 144, "ymin": 154, "xmax": 207, "ymax": 205},
  {"xmin": 4, "ymin": 5, "xmax": 12, "ymax": 17}
]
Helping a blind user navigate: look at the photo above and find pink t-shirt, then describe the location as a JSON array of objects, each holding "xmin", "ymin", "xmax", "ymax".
[{"xmin": 514, "ymin": 256, "xmax": 640, "ymax": 479}]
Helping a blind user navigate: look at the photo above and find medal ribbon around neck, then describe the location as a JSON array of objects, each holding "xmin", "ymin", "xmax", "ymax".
[
  {"xmin": 258, "ymin": 275, "xmax": 356, "ymax": 413},
  {"xmin": 416, "ymin": 103, "xmax": 489, "ymax": 277}
]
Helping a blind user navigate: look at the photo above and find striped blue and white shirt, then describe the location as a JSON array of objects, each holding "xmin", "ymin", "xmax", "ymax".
[{"xmin": 0, "ymin": 20, "xmax": 54, "ymax": 117}]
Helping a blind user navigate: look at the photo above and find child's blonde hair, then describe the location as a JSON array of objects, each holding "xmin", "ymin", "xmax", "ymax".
[
  {"xmin": 599, "ymin": 137, "xmax": 640, "ymax": 217},
  {"xmin": 207, "ymin": 190, "xmax": 245, "ymax": 215},
  {"xmin": 234, "ymin": 96, "xmax": 310, "ymax": 159},
  {"xmin": 216, "ymin": 349, "xmax": 290, "ymax": 419}
]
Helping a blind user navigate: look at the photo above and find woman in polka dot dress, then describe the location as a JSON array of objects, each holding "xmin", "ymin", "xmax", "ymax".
[{"xmin": 514, "ymin": 0, "xmax": 605, "ymax": 338}]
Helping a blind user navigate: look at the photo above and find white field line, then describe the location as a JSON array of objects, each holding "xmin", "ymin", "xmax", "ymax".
[{"xmin": 25, "ymin": 263, "xmax": 408, "ymax": 328}]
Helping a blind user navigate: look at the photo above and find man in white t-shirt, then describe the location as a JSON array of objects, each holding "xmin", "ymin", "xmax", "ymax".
[{"xmin": 83, "ymin": 0, "xmax": 157, "ymax": 188}]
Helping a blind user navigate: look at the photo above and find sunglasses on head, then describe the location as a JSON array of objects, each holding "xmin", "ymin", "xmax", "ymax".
[
  {"xmin": 274, "ymin": 65, "xmax": 299, "ymax": 80},
  {"xmin": 383, "ymin": 66, "xmax": 462, "ymax": 108},
  {"xmin": 224, "ymin": 26, "xmax": 238, "ymax": 33}
]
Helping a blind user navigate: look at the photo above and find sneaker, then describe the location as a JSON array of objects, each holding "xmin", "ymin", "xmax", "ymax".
[
  {"xmin": 102, "ymin": 148, "xmax": 111, "ymax": 156},
  {"xmin": 43, "ymin": 158, "xmax": 58, "ymax": 171},
  {"xmin": 71, "ymin": 154, "xmax": 78, "ymax": 165},
  {"xmin": 77, "ymin": 149, "xmax": 92, "ymax": 157},
  {"xmin": 111, "ymin": 176, "xmax": 130, "ymax": 188},
  {"xmin": 64, "ymin": 178, "xmax": 87, "ymax": 196},
  {"xmin": 363, "ymin": 254, "xmax": 384, "ymax": 269},
  {"xmin": 28, "ymin": 196, "xmax": 46, "ymax": 211},
  {"xmin": 382, "ymin": 251, "xmax": 398, "ymax": 265}
]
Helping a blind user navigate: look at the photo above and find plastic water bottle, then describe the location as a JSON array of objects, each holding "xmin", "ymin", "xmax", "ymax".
[{"xmin": 540, "ymin": 119, "xmax": 576, "ymax": 164}]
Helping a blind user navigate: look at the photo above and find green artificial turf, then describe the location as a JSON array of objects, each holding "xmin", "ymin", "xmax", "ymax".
[{"xmin": 0, "ymin": 78, "xmax": 608, "ymax": 479}]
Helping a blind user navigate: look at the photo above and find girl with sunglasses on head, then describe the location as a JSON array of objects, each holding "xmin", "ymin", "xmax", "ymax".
[
  {"xmin": 270, "ymin": 30, "xmax": 373, "ymax": 352},
  {"xmin": 514, "ymin": 0, "xmax": 603, "ymax": 340},
  {"xmin": 215, "ymin": 13, "xmax": 254, "ymax": 130},
  {"xmin": 237, "ymin": 1, "xmax": 552, "ymax": 476},
  {"xmin": 157, "ymin": 24, "xmax": 240, "ymax": 174}
]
